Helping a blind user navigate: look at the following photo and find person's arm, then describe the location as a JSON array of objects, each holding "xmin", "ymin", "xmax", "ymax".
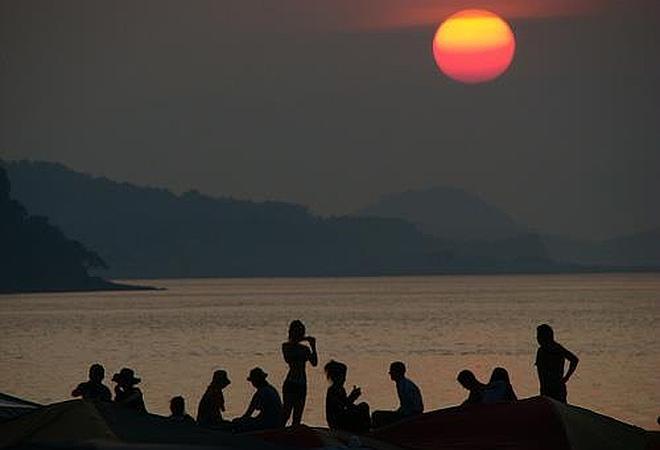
[
  {"xmin": 243, "ymin": 392, "xmax": 258, "ymax": 418},
  {"xmin": 118, "ymin": 388, "xmax": 143, "ymax": 406},
  {"xmin": 306, "ymin": 337, "xmax": 318, "ymax": 367},
  {"xmin": 561, "ymin": 345, "xmax": 579, "ymax": 383},
  {"xmin": 71, "ymin": 383, "xmax": 83, "ymax": 398},
  {"xmin": 347, "ymin": 386, "xmax": 361, "ymax": 404}
]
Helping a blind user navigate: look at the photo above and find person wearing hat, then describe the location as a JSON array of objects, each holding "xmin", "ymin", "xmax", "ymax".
[
  {"xmin": 112, "ymin": 368, "xmax": 147, "ymax": 413},
  {"xmin": 71, "ymin": 363, "xmax": 112, "ymax": 402},
  {"xmin": 197, "ymin": 369, "xmax": 231, "ymax": 428},
  {"xmin": 234, "ymin": 367, "xmax": 283, "ymax": 432}
]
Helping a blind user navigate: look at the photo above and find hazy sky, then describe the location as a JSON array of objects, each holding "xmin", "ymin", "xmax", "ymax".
[{"xmin": 1, "ymin": 0, "xmax": 659, "ymax": 239}]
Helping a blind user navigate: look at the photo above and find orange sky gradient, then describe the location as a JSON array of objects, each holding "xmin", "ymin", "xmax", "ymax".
[{"xmin": 201, "ymin": 0, "xmax": 648, "ymax": 33}]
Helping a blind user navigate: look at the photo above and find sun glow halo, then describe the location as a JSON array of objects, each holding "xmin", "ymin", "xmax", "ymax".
[{"xmin": 433, "ymin": 10, "xmax": 516, "ymax": 84}]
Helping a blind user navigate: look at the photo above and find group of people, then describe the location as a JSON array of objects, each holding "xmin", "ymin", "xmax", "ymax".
[{"xmin": 71, "ymin": 321, "xmax": 579, "ymax": 433}]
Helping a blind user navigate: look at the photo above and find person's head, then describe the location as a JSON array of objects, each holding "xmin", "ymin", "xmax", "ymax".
[
  {"xmin": 537, "ymin": 324, "xmax": 555, "ymax": 346},
  {"xmin": 211, "ymin": 369, "xmax": 231, "ymax": 389},
  {"xmin": 489, "ymin": 367, "xmax": 511, "ymax": 384},
  {"xmin": 288, "ymin": 320, "xmax": 306, "ymax": 343},
  {"xmin": 324, "ymin": 360, "xmax": 347, "ymax": 385},
  {"xmin": 389, "ymin": 361, "xmax": 406, "ymax": 381},
  {"xmin": 89, "ymin": 363, "xmax": 105, "ymax": 383},
  {"xmin": 112, "ymin": 368, "xmax": 141, "ymax": 388},
  {"xmin": 457, "ymin": 370, "xmax": 479, "ymax": 391},
  {"xmin": 170, "ymin": 396, "xmax": 185, "ymax": 416},
  {"xmin": 247, "ymin": 367, "xmax": 268, "ymax": 388}
]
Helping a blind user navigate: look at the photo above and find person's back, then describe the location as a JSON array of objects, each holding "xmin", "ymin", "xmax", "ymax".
[
  {"xmin": 253, "ymin": 383, "xmax": 283, "ymax": 428},
  {"xmin": 457, "ymin": 369, "xmax": 486, "ymax": 406},
  {"xmin": 396, "ymin": 377, "xmax": 424, "ymax": 416},
  {"xmin": 535, "ymin": 324, "xmax": 579, "ymax": 403},
  {"xmin": 74, "ymin": 380, "xmax": 112, "ymax": 402},
  {"xmin": 325, "ymin": 383, "xmax": 348, "ymax": 429},
  {"xmin": 482, "ymin": 367, "xmax": 517, "ymax": 404},
  {"xmin": 197, "ymin": 388, "xmax": 224, "ymax": 426},
  {"xmin": 197, "ymin": 370, "xmax": 230, "ymax": 427},
  {"xmin": 282, "ymin": 342, "xmax": 312, "ymax": 384},
  {"xmin": 72, "ymin": 364, "xmax": 112, "ymax": 402}
]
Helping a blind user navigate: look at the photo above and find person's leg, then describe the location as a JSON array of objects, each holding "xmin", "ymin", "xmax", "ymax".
[
  {"xmin": 281, "ymin": 381, "xmax": 294, "ymax": 426},
  {"xmin": 291, "ymin": 384, "xmax": 306, "ymax": 426},
  {"xmin": 354, "ymin": 402, "xmax": 371, "ymax": 432},
  {"xmin": 371, "ymin": 410, "xmax": 403, "ymax": 429}
]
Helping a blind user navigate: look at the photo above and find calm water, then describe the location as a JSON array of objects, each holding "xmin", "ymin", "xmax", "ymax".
[{"xmin": 1, "ymin": 274, "xmax": 658, "ymax": 429}]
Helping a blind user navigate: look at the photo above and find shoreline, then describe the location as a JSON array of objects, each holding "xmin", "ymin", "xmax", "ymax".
[{"xmin": 0, "ymin": 277, "xmax": 159, "ymax": 296}]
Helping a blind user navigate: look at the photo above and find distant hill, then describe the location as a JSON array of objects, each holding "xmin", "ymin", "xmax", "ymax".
[
  {"xmin": 543, "ymin": 229, "xmax": 660, "ymax": 268},
  {"xmin": 356, "ymin": 186, "xmax": 522, "ymax": 240},
  {"xmin": 0, "ymin": 163, "xmax": 146, "ymax": 293},
  {"xmin": 6, "ymin": 160, "xmax": 571, "ymax": 278}
]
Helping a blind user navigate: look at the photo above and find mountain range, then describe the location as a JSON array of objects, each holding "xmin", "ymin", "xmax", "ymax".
[{"xmin": 4, "ymin": 160, "xmax": 658, "ymax": 280}]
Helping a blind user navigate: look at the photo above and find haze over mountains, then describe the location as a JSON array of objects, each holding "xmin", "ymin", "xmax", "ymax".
[
  {"xmin": 356, "ymin": 187, "xmax": 524, "ymax": 240},
  {"xmin": 4, "ymin": 159, "xmax": 659, "ymax": 280}
]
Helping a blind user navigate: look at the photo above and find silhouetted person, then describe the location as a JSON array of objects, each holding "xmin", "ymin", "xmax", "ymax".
[
  {"xmin": 233, "ymin": 367, "xmax": 283, "ymax": 432},
  {"xmin": 372, "ymin": 361, "xmax": 424, "ymax": 428},
  {"xmin": 169, "ymin": 396, "xmax": 195, "ymax": 425},
  {"xmin": 71, "ymin": 363, "xmax": 112, "ymax": 402},
  {"xmin": 535, "ymin": 324, "xmax": 579, "ymax": 403},
  {"xmin": 281, "ymin": 319, "xmax": 318, "ymax": 426},
  {"xmin": 324, "ymin": 360, "xmax": 371, "ymax": 433},
  {"xmin": 457, "ymin": 370, "xmax": 487, "ymax": 406},
  {"xmin": 197, "ymin": 369, "xmax": 231, "ymax": 428},
  {"xmin": 112, "ymin": 368, "xmax": 147, "ymax": 413},
  {"xmin": 482, "ymin": 367, "xmax": 517, "ymax": 403}
]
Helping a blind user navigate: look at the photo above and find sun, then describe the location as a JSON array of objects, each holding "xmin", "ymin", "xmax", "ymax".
[{"xmin": 432, "ymin": 9, "xmax": 516, "ymax": 84}]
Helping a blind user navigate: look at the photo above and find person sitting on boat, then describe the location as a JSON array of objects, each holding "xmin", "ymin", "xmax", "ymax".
[
  {"xmin": 71, "ymin": 363, "xmax": 112, "ymax": 402},
  {"xmin": 169, "ymin": 396, "xmax": 195, "ymax": 425},
  {"xmin": 372, "ymin": 361, "xmax": 424, "ymax": 428},
  {"xmin": 457, "ymin": 369, "xmax": 487, "ymax": 406},
  {"xmin": 324, "ymin": 360, "xmax": 371, "ymax": 433},
  {"xmin": 482, "ymin": 367, "xmax": 517, "ymax": 403},
  {"xmin": 233, "ymin": 367, "xmax": 283, "ymax": 432},
  {"xmin": 112, "ymin": 367, "xmax": 147, "ymax": 413},
  {"xmin": 197, "ymin": 369, "xmax": 231, "ymax": 428},
  {"xmin": 535, "ymin": 324, "xmax": 579, "ymax": 404}
]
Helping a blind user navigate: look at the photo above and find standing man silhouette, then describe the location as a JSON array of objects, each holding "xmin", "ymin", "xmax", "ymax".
[{"xmin": 535, "ymin": 324, "xmax": 579, "ymax": 403}]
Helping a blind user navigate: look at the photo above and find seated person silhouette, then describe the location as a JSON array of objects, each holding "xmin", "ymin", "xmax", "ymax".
[
  {"xmin": 535, "ymin": 324, "xmax": 579, "ymax": 403},
  {"xmin": 372, "ymin": 361, "xmax": 424, "ymax": 428},
  {"xmin": 197, "ymin": 369, "xmax": 231, "ymax": 428},
  {"xmin": 324, "ymin": 360, "xmax": 371, "ymax": 433},
  {"xmin": 482, "ymin": 367, "xmax": 517, "ymax": 403},
  {"xmin": 169, "ymin": 396, "xmax": 196, "ymax": 425},
  {"xmin": 233, "ymin": 367, "xmax": 283, "ymax": 432},
  {"xmin": 71, "ymin": 363, "xmax": 112, "ymax": 401},
  {"xmin": 457, "ymin": 370, "xmax": 487, "ymax": 406},
  {"xmin": 112, "ymin": 368, "xmax": 147, "ymax": 413}
]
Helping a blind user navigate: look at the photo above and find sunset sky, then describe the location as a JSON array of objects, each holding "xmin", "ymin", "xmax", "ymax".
[{"xmin": 1, "ymin": 0, "xmax": 658, "ymax": 239}]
